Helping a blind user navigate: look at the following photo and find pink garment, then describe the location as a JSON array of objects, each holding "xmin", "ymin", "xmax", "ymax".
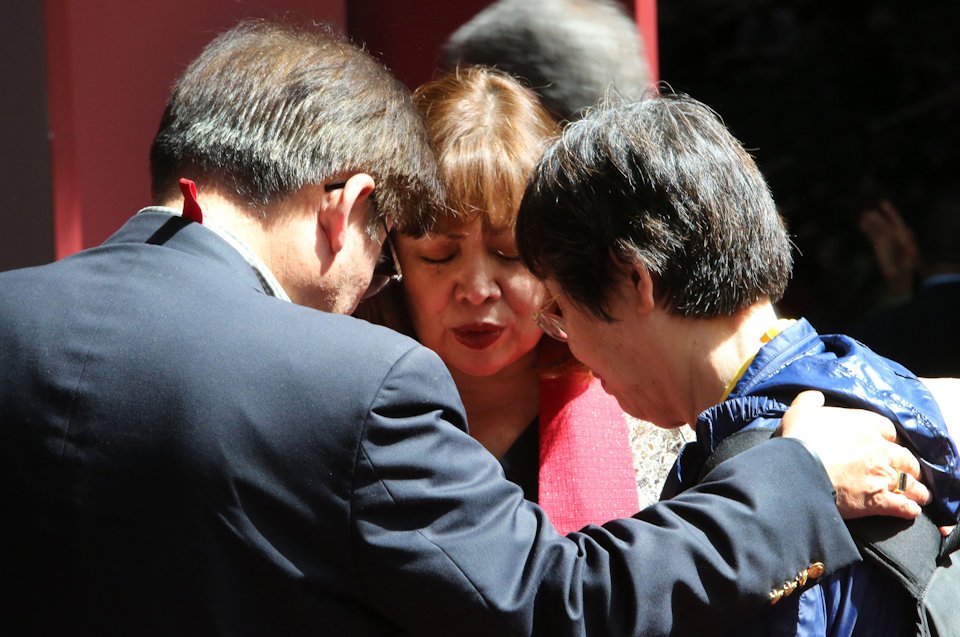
[{"xmin": 538, "ymin": 368, "xmax": 640, "ymax": 534}]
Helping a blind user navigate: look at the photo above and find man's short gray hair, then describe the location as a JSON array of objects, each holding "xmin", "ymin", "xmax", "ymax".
[
  {"xmin": 443, "ymin": 0, "xmax": 651, "ymax": 122},
  {"xmin": 150, "ymin": 21, "xmax": 442, "ymax": 233}
]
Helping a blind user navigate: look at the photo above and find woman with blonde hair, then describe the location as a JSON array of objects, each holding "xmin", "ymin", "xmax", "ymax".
[{"xmin": 357, "ymin": 67, "xmax": 678, "ymax": 531}]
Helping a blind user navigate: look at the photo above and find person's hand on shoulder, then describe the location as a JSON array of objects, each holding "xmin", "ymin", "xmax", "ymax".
[{"xmin": 780, "ymin": 390, "xmax": 930, "ymax": 520}]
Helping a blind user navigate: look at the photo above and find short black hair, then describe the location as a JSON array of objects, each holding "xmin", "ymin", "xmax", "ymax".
[
  {"xmin": 516, "ymin": 93, "xmax": 792, "ymax": 320},
  {"xmin": 150, "ymin": 20, "xmax": 441, "ymax": 233}
]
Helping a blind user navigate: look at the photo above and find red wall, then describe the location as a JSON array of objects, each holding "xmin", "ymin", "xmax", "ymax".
[
  {"xmin": 633, "ymin": 0, "xmax": 659, "ymax": 83},
  {"xmin": 44, "ymin": 0, "xmax": 346, "ymax": 258},
  {"xmin": 348, "ymin": 1, "xmax": 493, "ymax": 89}
]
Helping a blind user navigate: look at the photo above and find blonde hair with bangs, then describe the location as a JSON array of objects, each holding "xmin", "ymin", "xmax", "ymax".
[
  {"xmin": 354, "ymin": 66, "xmax": 577, "ymax": 375},
  {"xmin": 412, "ymin": 66, "xmax": 559, "ymax": 233}
]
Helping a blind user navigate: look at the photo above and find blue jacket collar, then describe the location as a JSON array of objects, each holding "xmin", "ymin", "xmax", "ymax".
[{"xmin": 671, "ymin": 318, "xmax": 959, "ymax": 523}]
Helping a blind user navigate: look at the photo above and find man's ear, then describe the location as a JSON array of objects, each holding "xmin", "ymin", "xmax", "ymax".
[
  {"xmin": 320, "ymin": 173, "xmax": 376, "ymax": 255},
  {"xmin": 629, "ymin": 261, "xmax": 657, "ymax": 315}
]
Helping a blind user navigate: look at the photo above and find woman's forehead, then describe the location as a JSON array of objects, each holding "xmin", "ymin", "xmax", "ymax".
[
  {"xmin": 426, "ymin": 219, "xmax": 514, "ymax": 240},
  {"xmin": 428, "ymin": 211, "xmax": 515, "ymax": 237}
]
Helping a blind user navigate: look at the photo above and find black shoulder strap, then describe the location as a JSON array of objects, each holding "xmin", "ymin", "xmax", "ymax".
[
  {"xmin": 847, "ymin": 518, "xmax": 960, "ymax": 637},
  {"xmin": 696, "ymin": 428, "xmax": 775, "ymax": 483},
  {"xmin": 846, "ymin": 515, "xmax": 942, "ymax": 598},
  {"xmin": 697, "ymin": 425, "xmax": 960, "ymax": 637},
  {"xmin": 925, "ymin": 528, "xmax": 960, "ymax": 637}
]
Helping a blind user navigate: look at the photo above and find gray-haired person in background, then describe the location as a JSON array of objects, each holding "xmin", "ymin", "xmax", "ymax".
[{"xmin": 443, "ymin": 0, "xmax": 651, "ymax": 122}]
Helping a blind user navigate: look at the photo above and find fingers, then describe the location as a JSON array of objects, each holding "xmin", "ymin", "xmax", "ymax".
[
  {"xmin": 778, "ymin": 396, "xmax": 932, "ymax": 521},
  {"xmin": 781, "ymin": 397, "xmax": 898, "ymax": 443},
  {"xmin": 869, "ymin": 410, "xmax": 899, "ymax": 443},
  {"xmin": 869, "ymin": 447, "xmax": 929, "ymax": 518},
  {"xmin": 779, "ymin": 391, "xmax": 825, "ymax": 437},
  {"xmin": 869, "ymin": 491, "xmax": 923, "ymax": 520},
  {"xmin": 893, "ymin": 468, "xmax": 930, "ymax": 507},
  {"xmin": 831, "ymin": 406, "xmax": 899, "ymax": 443},
  {"xmin": 884, "ymin": 446, "xmax": 928, "ymax": 507},
  {"xmin": 876, "ymin": 200, "xmax": 902, "ymax": 228},
  {"xmin": 862, "ymin": 199, "xmax": 912, "ymax": 242},
  {"xmin": 810, "ymin": 424, "xmax": 926, "ymax": 519},
  {"xmin": 838, "ymin": 468, "xmax": 927, "ymax": 520},
  {"xmin": 858, "ymin": 208, "xmax": 885, "ymax": 240},
  {"xmin": 940, "ymin": 525, "xmax": 957, "ymax": 538},
  {"xmin": 843, "ymin": 460, "xmax": 929, "ymax": 520},
  {"xmin": 877, "ymin": 464, "xmax": 926, "ymax": 519},
  {"xmin": 877, "ymin": 201, "xmax": 916, "ymax": 250},
  {"xmin": 889, "ymin": 443, "xmax": 922, "ymax": 480},
  {"xmin": 789, "ymin": 390, "xmax": 825, "ymax": 410},
  {"xmin": 857, "ymin": 199, "xmax": 919, "ymax": 296}
]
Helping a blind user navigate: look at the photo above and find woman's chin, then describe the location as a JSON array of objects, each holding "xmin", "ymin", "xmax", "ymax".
[
  {"xmin": 444, "ymin": 350, "xmax": 523, "ymax": 379},
  {"xmin": 448, "ymin": 358, "xmax": 507, "ymax": 378}
]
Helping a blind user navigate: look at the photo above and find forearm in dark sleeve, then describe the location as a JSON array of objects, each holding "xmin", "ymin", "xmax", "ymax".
[{"xmin": 352, "ymin": 347, "xmax": 860, "ymax": 636}]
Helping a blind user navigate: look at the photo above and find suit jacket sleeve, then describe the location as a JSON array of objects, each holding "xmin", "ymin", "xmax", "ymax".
[{"xmin": 351, "ymin": 346, "xmax": 860, "ymax": 636}]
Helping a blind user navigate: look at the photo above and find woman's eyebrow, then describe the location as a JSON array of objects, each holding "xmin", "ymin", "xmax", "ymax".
[
  {"xmin": 486, "ymin": 227, "xmax": 515, "ymax": 239},
  {"xmin": 429, "ymin": 230, "xmax": 468, "ymax": 240}
]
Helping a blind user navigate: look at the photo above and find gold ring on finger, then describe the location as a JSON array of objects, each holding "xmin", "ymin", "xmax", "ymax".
[{"xmin": 891, "ymin": 470, "xmax": 908, "ymax": 495}]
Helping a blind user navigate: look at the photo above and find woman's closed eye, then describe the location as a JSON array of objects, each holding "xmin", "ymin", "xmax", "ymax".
[
  {"xmin": 419, "ymin": 251, "xmax": 457, "ymax": 265},
  {"xmin": 493, "ymin": 249, "xmax": 522, "ymax": 262},
  {"xmin": 489, "ymin": 234, "xmax": 522, "ymax": 262}
]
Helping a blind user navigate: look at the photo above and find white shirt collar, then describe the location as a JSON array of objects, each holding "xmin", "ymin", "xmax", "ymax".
[{"xmin": 138, "ymin": 206, "xmax": 291, "ymax": 302}]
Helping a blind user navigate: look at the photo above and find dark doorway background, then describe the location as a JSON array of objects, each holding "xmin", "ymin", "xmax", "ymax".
[{"xmin": 659, "ymin": 0, "xmax": 960, "ymax": 331}]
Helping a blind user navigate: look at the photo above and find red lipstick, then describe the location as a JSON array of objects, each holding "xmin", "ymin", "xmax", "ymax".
[{"xmin": 452, "ymin": 323, "xmax": 504, "ymax": 350}]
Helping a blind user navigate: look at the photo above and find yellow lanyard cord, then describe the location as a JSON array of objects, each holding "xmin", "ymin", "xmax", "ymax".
[{"xmin": 718, "ymin": 319, "xmax": 797, "ymax": 402}]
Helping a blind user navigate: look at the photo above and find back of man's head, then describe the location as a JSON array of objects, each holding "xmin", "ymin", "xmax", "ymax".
[
  {"xmin": 517, "ymin": 93, "xmax": 792, "ymax": 320},
  {"xmin": 150, "ymin": 20, "xmax": 441, "ymax": 232},
  {"xmin": 442, "ymin": 0, "xmax": 651, "ymax": 122}
]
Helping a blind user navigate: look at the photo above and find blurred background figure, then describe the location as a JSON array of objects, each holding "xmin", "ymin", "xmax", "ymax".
[
  {"xmin": 848, "ymin": 188, "xmax": 960, "ymax": 376},
  {"xmin": 442, "ymin": 0, "xmax": 652, "ymax": 122},
  {"xmin": 657, "ymin": 0, "xmax": 960, "ymax": 334},
  {"xmin": 856, "ymin": 199, "xmax": 920, "ymax": 307}
]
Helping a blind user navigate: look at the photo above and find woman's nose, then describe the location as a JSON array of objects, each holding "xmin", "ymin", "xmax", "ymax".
[{"xmin": 455, "ymin": 263, "xmax": 502, "ymax": 305}]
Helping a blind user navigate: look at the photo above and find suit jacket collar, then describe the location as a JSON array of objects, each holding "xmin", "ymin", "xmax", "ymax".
[{"xmin": 105, "ymin": 208, "xmax": 281, "ymax": 298}]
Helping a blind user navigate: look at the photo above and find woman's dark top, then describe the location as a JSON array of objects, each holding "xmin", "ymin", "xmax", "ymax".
[{"xmin": 498, "ymin": 418, "xmax": 539, "ymax": 502}]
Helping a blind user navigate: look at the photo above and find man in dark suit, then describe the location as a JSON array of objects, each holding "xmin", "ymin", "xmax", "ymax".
[{"xmin": 0, "ymin": 21, "xmax": 930, "ymax": 636}]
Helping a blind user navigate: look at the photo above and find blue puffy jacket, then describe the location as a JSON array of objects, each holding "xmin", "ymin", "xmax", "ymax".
[{"xmin": 662, "ymin": 318, "xmax": 960, "ymax": 636}]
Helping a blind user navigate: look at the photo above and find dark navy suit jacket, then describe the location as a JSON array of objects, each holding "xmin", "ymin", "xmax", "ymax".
[{"xmin": 0, "ymin": 211, "xmax": 860, "ymax": 636}]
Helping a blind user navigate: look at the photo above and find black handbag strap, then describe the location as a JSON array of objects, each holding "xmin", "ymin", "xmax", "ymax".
[{"xmin": 697, "ymin": 426, "xmax": 953, "ymax": 600}]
